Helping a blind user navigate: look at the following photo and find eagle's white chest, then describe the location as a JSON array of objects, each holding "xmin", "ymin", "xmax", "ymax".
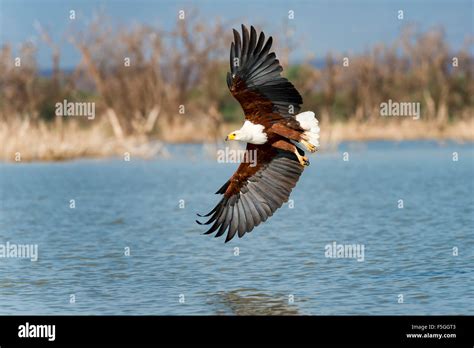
[{"xmin": 239, "ymin": 120, "xmax": 268, "ymax": 144}]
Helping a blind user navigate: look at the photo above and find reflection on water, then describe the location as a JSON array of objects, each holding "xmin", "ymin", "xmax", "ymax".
[
  {"xmin": 208, "ymin": 289, "xmax": 300, "ymax": 315},
  {"xmin": 0, "ymin": 141, "xmax": 473, "ymax": 315}
]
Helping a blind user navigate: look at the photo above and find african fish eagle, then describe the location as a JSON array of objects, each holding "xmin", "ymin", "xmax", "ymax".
[{"xmin": 197, "ymin": 25, "xmax": 320, "ymax": 242}]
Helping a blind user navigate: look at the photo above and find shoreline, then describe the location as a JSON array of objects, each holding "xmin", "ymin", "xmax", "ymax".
[{"xmin": 1, "ymin": 119, "xmax": 473, "ymax": 162}]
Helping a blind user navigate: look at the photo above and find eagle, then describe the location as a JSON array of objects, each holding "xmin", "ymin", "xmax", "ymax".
[{"xmin": 197, "ymin": 25, "xmax": 320, "ymax": 242}]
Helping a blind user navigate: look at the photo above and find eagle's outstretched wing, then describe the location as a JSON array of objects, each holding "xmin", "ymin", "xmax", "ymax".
[
  {"xmin": 197, "ymin": 145, "xmax": 304, "ymax": 242},
  {"xmin": 227, "ymin": 25, "xmax": 303, "ymax": 124}
]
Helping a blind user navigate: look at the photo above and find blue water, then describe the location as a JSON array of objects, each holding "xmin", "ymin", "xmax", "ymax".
[{"xmin": 0, "ymin": 141, "xmax": 473, "ymax": 315}]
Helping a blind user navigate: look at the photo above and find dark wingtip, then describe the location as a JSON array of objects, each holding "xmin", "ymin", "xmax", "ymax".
[
  {"xmin": 196, "ymin": 219, "xmax": 203, "ymax": 225},
  {"xmin": 250, "ymin": 26, "xmax": 257, "ymax": 39},
  {"xmin": 241, "ymin": 25, "xmax": 249, "ymax": 38}
]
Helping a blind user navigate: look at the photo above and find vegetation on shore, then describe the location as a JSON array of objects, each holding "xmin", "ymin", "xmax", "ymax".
[{"xmin": 1, "ymin": 15, "xmax": 472, "ymax": 161}]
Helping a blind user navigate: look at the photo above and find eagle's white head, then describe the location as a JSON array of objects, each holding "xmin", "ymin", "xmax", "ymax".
[{"xmin": 225, "ymin": 120, "xmax": 268, "ymax": 145}]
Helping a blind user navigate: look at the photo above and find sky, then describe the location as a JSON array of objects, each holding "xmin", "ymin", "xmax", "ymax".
[{"xmin": 0, "ymin": 0, "xmax": 472, "ymax": 69}]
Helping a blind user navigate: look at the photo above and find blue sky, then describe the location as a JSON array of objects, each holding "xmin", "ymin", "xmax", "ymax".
[{"xmin": 0, "ymin": 0, "xmax": 472, "ymax": 69}]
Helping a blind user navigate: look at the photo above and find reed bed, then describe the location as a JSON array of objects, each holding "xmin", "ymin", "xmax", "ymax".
[{"xmin": 0, "ymin": 16, "xmax": 472, "ymax": 161}]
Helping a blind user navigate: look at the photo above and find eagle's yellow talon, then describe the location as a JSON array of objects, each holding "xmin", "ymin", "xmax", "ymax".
[
  {"xmin": 294, "ymin": 147, "xmax": 309, "ymax": 166},
  {"xmin": 295, "ymin": 152, "xmax": 310, "ymax": 166},
  {"xmin": 301, "ymin": 139, "xmax": 316, "ymax": 153}
]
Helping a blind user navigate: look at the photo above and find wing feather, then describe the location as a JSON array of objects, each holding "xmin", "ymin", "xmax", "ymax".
[
  {"xmin": 197, "ymin": 146, "xmax": 304, "ymax": 242},
  {"xmin": 239, "ymin": 193, "xmax": 256, "ymax": 231},
  {"xmin": 228, "ymin": 25, "xmax": 302, "ymax": 122}
]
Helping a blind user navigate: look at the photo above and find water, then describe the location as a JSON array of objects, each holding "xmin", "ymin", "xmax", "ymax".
[{"xmin": 0, "ymin": 141, "xmax": 473, "ymax": 315}]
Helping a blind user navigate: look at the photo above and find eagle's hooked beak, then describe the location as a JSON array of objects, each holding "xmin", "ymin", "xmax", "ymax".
[{"xmin": 225, "ymin": 133, "xmax": 236, "ymax": 141}]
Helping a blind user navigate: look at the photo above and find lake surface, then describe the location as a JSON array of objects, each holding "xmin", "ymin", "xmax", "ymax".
[{"xmin": 0, "ymin": 141, "xmax": 473, "ymax": 315}]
